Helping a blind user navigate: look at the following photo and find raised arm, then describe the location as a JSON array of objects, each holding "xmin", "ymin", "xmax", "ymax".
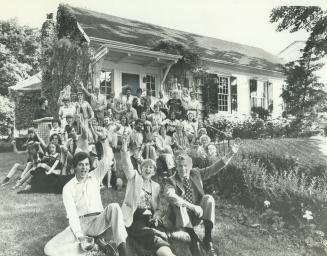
[
  {"xmin": 80, "ymin": 83, "xmax": 92, "ymax": 98},
  {"xmin": 120, "ymin": 134, "xmax": 136, "ymax": 180},
  {"xmin": 200, "ymin": 144, "xmax": 239, "ymax": 181},
  {"xmin": 12, "ymin": 140, "xmax": 27, "ymax": 155},
  {"xmin": 93, "ymin": 133, "xmax": 113, "ymax": 181}
]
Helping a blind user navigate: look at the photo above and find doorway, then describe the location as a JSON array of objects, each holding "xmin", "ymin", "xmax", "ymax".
[{"xmin": 122, "ymin": 73, "xmax": 140, "ymax": 96}]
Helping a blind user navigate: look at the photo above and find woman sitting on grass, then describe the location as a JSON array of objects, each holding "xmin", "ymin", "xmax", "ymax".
[
  {"xmin": 17, "ymin": 141, "xmax": 63, "ymax": 193},
  {"xmin": 1, "ymin": 140, "xmax": 43, "ymax": 186},
  {"xmin": 120, "ymin": 134, "xmax": 176, "ymax": 256}
]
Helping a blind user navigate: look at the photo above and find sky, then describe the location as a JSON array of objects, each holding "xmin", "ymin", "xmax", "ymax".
[{"xmin": 0, "ymin": 0, "xmax": 326, "ymax": 55}]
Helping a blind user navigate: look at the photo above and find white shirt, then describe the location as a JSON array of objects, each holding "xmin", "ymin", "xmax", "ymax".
[{"xmin": 62, "ymin": 159, "xmax": 108, "ymax": 237}]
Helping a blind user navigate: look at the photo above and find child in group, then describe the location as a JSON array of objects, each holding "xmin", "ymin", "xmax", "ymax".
[
  {"xmin": 1, "ymin": 140, "xmax": 42, "ymax": 186},
  {"xmin": 49, "ymin": 119, "xmax": 64, "ymax": 141}
]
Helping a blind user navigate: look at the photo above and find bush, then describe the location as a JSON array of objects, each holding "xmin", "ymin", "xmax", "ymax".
[
  {"xmin": 206, "ymin": 113, "xmax": 291, "ymax": 139},
  {"xmin": 0, "ymin": 95, "xmax": 14, "ymax": 137},
  {"xmin": 206, "ymin": 112, "xmax": 324, "ymax": 139}
]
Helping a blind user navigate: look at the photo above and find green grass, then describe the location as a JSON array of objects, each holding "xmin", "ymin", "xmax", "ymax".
[
  {"xmin": 239, "ymin": 137, "xmax": 327, "ymax": 173},
  {"xmin": 0, "ymin": 139, "xmax": 313, "ymax": 256}
]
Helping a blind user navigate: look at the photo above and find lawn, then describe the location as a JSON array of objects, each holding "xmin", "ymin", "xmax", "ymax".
[{"xmin": 1, "ymin": 137, "xmax": 322, "ymax": 256}]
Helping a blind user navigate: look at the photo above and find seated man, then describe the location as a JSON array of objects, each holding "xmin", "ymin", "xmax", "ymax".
[
  {"xmin": 164, "ymin": 145, "xmax": 239, "ymax": 256},
  {"xmin": 44, "ymin": 135, "xmax": 129, "ymax": 256}
]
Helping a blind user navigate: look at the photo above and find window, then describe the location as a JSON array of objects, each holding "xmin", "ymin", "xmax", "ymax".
[
  {"xmin": 100, "ymin": 71, "xmax": 113, "ymax": 100},
  {"xmin": 231, "ymin": 77, "xmax": 237, "ymax": 113},
  {"xmin": 217, "ymin": 76, "xmax": 229, "ymax": 112},
  {"xmin": 250, "ymin": 79, "xmax": 273, "ymax": 112},
  {"xmin": 205, "ymin": 74, "xmax": 233, "ymax": 114},
  {"xmin": 144, "ymin": 75, "xmax": 156, "ymax": 97}
]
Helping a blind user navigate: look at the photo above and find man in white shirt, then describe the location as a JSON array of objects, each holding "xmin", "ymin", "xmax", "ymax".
[{"xmin": 44, "ymin": 136, "xmax": 129, "ymax": 256}]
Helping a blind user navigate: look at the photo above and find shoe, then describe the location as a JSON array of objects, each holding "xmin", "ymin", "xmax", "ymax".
[
  {"xmin": 203, "ymin": 241, "xmax": 218, "ymax": 256},
  {"xmin": 95, "ymin": 237, "xmax": 118, "ymax": 256},
  {"xmin": 1, "ymin": 177, "xmax": 10, "ymax": 186}
]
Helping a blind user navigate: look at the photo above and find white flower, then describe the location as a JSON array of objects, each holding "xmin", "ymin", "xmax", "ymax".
[
  {"xmin": 264, "ymin": 200, "xmax": 270, "ymax": 208},
  {"xmin": 303, "ymin": 210, "xmax": 313, "ymax": 220}
]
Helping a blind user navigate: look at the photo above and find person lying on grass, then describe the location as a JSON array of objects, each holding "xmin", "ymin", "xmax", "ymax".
[
  {"xmin": 164, "ymin": 143, "xmax": 239, "ymax": 256},
  {"xmin": 44, "ymin": 131, "xmax": 129, "ymax": 256},
  {"xmin": 120, "ymin": 133, "xmax": 176, "ymax": 256}
]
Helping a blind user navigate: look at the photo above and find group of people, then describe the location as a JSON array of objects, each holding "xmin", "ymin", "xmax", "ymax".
[{"xmin": 2, "ymin": 83, "xmax": 239, "ymax": 256}]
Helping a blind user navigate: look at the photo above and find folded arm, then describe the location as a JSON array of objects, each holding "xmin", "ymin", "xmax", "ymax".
[{"xmin": 165, "ymin": 181, "xmax": 197, "ymax": 212}]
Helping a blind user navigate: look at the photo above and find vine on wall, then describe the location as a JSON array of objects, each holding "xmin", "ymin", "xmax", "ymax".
[{"xmin": 40, "ymin": 4, "xmax": 93, "ymax": 118}]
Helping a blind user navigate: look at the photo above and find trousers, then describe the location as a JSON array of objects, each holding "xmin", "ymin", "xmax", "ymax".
[{"xmin": 44, "ymin": 203, "xmax": 127, "ymax": 256}]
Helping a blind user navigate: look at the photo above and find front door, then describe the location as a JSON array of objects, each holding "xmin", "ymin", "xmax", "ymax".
[{"xmin": 122, "ymin": 73, "xmax": 140, "ymax": 96}]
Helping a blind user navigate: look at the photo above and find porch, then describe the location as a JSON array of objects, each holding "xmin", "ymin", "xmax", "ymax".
[{"xmin": 89, "ymin": 39, "xmax": 181, "ymax": 99}]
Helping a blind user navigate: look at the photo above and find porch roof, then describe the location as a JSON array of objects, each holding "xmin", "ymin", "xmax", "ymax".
[
  {"xmin": 70, "ymin": 6, "xmax": 285, "ymax": 74},
  {"xmin": 9, "ymin": 72, "xmax": 42, "ymax": 92}
]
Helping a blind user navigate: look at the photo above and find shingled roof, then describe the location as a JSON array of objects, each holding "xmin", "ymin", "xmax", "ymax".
[{"xmin": 70, "ymin": 6, "xmax": 284, "ymax": 73}]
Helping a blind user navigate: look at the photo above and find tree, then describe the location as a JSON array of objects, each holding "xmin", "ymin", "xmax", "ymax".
[
  {"xmin": 270, "ymin": 6, "xmax": 326, "ymax": 59},
  {"xmin": 270, "ymin": 7, "xmax": 327, "ymax": 116},
  {"xmin": 281, "ymin": 59, "xmax": 326, "ymax": 116},
  {"xmin": 0, "ymin": 19, "xmax": 40, "ymax": 95}
]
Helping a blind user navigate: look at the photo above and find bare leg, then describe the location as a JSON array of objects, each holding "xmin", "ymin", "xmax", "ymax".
[
  {"xmin": 20, "ymin": 162, "xmax": 33, "ymax": 179},
  {"xmin": 7, "ymin": 163, "xmax": 25, "ymax": 179}
]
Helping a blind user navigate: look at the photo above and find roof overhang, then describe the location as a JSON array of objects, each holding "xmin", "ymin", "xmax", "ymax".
[
  {"xmin": 90, "ymin": 37, "xmax": 181, "ymax": 68},
  {"xmin": 203, "ymin": 57, "xmax": 286, "ymax": 79}
]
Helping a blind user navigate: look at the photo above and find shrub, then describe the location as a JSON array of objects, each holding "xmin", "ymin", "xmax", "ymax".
[{"xmin": 0, "ymin": 95, "xmax": 14, "ymax": 137}]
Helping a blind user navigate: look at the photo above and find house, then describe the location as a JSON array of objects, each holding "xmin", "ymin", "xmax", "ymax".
[
  {"xmin": 69, "ymin": 5, "xmax": 285, "ymax": 117},
  {"xmin": 10, "ymin": 5, "xmax": 287, "ymax": 134}
]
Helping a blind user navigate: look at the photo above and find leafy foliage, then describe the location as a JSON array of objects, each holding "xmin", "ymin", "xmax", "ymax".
[
  {"xmin": 281, "ymin": 58, "xmax": 326, "ymax": 116},
  {"xmin": 270, "ymin": 6, "xmax": 326, "ymax": 59},
  {"xmin": 270, "ymin": 7, "xmax": 327, "ymax": 116},
  {"xmin": 56, "ymin": 4, "xmax": 81, "ymax": 40},
  {"xmin": 42, "ymin": 39, "xmax": 93, "ymax": 118},
  {"xmin": 152, "ymin": 39, "xmax": 205, "ymax": 81},
  {"xmin": 0, "ymin": 19, "xmax": 40, "ymax": 95},
  {"xmin": 0, "ymin": 95, "xmax": 14, "ymax": 136}
]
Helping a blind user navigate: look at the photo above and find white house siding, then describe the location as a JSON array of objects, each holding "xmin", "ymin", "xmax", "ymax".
[
  {"xmin": 98, "ymin": 58, "xmax": 285, "ymax": 117},
  {"xmin": 101, "ymin": 60, "xmax": 162, "ymax": 97},
  {"xmin": 271, "ymin": 78, "xmax": 284, "ymax": 118},
  {"xmin": 205, "ymin": 62, "xmax": 285, "ymax": 117},
  {"xmin": 236, "ymin": 75, "xmax": 251, "ymax": 115}
]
